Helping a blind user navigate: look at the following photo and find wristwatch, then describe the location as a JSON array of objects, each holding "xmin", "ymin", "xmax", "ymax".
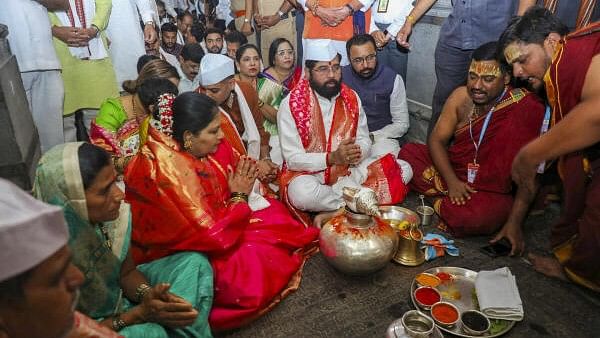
[
  {"xmin": 345, "ymin": 4, "xmax": 355, "ymax": 15},
  {"xmin": 277, "ymin": 10, "xmax": 285, "ymax": 20},
  {"xmin": 243, "ymin": 18, "xmax": 250, "ymax": 23}
]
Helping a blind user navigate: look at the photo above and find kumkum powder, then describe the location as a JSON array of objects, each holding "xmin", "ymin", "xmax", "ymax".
[
  {"xmin": 435, "ymin": 272, "xmax": 453, "ymax": 283},
  {"xmin": 414, "ymin": 287, "xmax": 440, "ymax": 306},
  {"xmin": 431, "ymin": 303, "xmax": 459, "ymax": 324},
  {"xmin": 415, "ymin": 273, "xmax": 441, "ymax": 287}
]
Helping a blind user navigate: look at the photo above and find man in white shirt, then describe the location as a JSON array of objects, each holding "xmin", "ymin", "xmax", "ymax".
[
  {"xmin": 342, "ymin": 34, "xmax": 409, "ymax": 156},
  {"xmin": 278, "ymin": 40, "xmax": 411, "ymax": 225},
  {"xmin": 368, "ymin": 0, "xmax": 413, "ymax": 81},
  {"xmin": 177, "ymin": 43, "xmax": 204, "ymax": 92},
  {"xmin": 0, "ymin": 0, "xmax": 66, "ymax": 153}
]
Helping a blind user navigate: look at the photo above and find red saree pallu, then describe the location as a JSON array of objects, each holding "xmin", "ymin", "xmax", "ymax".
[
  {"xmin": 399, "ymin": 88, "xmax": 545, "ymax": 236},
  {"xmin": 543, "ymin": 23, "xmax": 600, "ymax": 291},
  {"xmin": 125, "ymin": 127, "xmax": 319, "ymax": 330},
  {"xmin": 280, "ymin": 79, "xmax": 407, "ymax": 226}
]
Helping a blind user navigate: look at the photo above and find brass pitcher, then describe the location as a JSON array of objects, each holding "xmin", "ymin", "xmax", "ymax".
[
  {"xmin": 394, "ymin": 225, "xmax": 425, "ymax": 266},
  {"xmin": 379, "ymin": 206, "xmax": 425, "ymax": 266}
]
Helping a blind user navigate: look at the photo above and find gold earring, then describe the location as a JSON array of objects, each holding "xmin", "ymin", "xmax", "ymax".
[{"xmin": 184, "ymin": 139, "xmax": 192, "ymax": 150}]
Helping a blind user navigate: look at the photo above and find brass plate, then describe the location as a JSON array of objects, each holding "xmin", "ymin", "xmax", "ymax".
[{"xmin": 410, "ymin": 267, "xmax": 516, "ymax": 338}]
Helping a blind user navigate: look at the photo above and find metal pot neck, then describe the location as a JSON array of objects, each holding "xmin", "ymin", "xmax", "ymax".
[{"xmin": 344, "ymin": 207, "xmax": 373, "ymax": 228}]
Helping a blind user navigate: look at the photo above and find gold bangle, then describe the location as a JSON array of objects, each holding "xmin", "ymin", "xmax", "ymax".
[
  {"xmin": 228, "ymin": 196, "xmax": 248, "ymax": 206},
  {"xmin": 112, "ymin": 314, "xmax": 127, "ymax": 331},
  {"xmin": 406, "ymin": 14, "xmax": 416, "ymax": 25},
  {"xmin": 231, "ymin": 192, "xmax": 249, "ymax": 201}
]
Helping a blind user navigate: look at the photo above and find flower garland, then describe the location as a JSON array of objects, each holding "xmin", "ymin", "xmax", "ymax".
[{"xmin": 151, "ymin": 93, "xmax": 176, "ymax": 137}]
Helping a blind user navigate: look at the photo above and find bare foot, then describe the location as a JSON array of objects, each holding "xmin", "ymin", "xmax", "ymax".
[
  {"xmin": 312, "ymin": 209, "xmax": 343, "ymax": 228},
  {"xmin": 528, "ymin": 253, "xmax": 568, "ymax": 282}
]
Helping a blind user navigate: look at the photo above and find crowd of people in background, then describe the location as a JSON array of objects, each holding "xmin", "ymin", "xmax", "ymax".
[{"xmin": 0, "ymin": 0, "xmax": 599, "ymax": 337}]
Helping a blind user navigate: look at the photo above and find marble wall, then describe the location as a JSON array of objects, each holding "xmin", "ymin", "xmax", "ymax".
[{"xmin": 405, "ymin": 0, "xmax": 452, "ymax": 143}]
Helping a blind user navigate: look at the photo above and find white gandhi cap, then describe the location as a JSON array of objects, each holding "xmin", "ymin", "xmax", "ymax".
[
  {"xmin": 199, "ymin": 53, "xmax": 235, "ymax": 86},
  {"xmin": 304, "ymin": 39, "xmax": 339, "ymax": 62},
  {"xmin": 0, "ymin": 178, "xmax": 69, "ymax": 281}
]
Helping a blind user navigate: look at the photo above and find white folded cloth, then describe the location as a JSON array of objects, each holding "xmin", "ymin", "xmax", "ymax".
[{"xmin": 475, "ymin": 267, "xmax": 524, "ymax": 321}]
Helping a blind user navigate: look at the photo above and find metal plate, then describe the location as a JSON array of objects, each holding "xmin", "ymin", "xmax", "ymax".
[
  {"xmin": 386, "ymin": 317, "xmax": 444, "ymax": 338},
  {"xmin": 410, "ymin": 267, "xmax": 516, "ymax": 337}
]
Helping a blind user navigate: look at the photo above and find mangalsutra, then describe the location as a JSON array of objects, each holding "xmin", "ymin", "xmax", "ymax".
[{"xmin": 100, "ymin": 224, "xmax": 112, "ymax": 249}]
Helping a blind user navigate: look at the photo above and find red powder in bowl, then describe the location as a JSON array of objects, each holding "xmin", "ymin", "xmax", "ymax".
[
  {"xmin": 431, "ymin": 303, "xmax": 459, "ymax": 324},
  {"xmin": 414, "ymin": 287, "xmax": 440, "ymax": 306}
]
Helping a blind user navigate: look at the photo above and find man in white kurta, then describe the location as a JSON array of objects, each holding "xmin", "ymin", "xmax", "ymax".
[
  {"xmin": 106, "ymin": 0, "xmax": 158, "ymax": 90},
  {"xmin": 278, "ymin": 40, "xmax": 411, "ymax": 215}
]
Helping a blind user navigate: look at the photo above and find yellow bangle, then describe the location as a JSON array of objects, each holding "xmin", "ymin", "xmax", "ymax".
[{"xmin": 406, "ymin": 14, "xmax": 416, "ymax": 25}]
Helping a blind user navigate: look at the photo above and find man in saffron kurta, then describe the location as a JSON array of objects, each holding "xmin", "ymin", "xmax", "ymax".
[
  {"xmin": 278, "ymin": 40, "xmax": 410, "ymax": 226},
  {"xmin": 199, "ymin": 54, "xmax": 278, "ymax": 203},
  {"xmin": 298, "ymin": 0, "xmax": 372, "ymax": 65},
  {"xmin": 497, "ymin": 8, "xmax": 600, "ymax": 291},
  {"xmin": 400, "ymin": 42, "xmax": 545, "ymax": 237}
]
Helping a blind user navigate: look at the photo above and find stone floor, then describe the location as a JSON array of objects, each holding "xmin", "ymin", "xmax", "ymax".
[{"xmin": 219, "ymin": 194, "xmax": 600, "ymax": 338}]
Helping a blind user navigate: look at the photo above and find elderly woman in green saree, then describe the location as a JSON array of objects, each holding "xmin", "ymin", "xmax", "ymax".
[{"xmin": 33, "ymin": 142, "xmax": 213, "ymax": 338}]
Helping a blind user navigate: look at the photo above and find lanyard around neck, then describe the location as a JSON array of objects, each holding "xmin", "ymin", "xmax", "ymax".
[{"xmin": 468, "ymin": 88, "xmax": 507, "ymax": 164}]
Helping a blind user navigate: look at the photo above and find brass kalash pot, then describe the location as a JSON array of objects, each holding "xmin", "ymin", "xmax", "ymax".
[{"xmin": 319, "ymin": 187, "xmax": 399, "ymax": 275}]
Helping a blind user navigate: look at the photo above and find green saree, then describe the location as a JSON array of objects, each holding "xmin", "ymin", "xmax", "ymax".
[
  {"xmin": 257, "ymin": 76, "xmax": 285, "ymax": 136},
  {"xmin": 33, "ymin": 143, "xmax": 214, "ymax": 338}
]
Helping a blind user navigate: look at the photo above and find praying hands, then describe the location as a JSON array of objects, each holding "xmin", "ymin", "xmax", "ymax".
[{"xmin": 328, "ymin": 138, "xmax": 362, "ymax": 166}]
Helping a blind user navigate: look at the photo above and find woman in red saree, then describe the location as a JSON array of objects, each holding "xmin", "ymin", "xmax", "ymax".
[{"xmin": 124, "ymin": 92, "xmax": 319, "ymax": 331}]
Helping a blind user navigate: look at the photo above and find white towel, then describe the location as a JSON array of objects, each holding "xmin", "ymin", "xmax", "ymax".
[
  {"xmin": 475, "ymin": 267, "xmax": 524, "ymax": 321},
  {"xmin": 55, "ymin": 0, "xmax": 108, "ymax": 60}
]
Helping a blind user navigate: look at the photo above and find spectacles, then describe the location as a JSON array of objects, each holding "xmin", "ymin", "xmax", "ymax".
[
  {"xmin": 351, "ymin": 53, "xmax": 377, "ymax": 65},
  {"xmin": 312, "ymin": 64, "xmax": 342, "ymax": 74},
  {"xmin": 276, "ymin": 49, "xmax": 294, "ymax": 57}
]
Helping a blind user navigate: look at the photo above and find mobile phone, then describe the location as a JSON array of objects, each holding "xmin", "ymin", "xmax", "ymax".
[{"xmin": 480, "ymin": 240, "xmax": 512, "ymax": 258}]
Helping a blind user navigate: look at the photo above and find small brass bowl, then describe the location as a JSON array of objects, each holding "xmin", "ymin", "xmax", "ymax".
[
  {"xmin": 379, "ymin": 206, "xmax": 420, "ymax": 229},
  {"xmin": 430, "ymin": 301, "xmax": 460, "ymax": 328},
  {"xmin": 401, "ymin": 310, "xmax": 435, "ymax": 338},
  {"xmin": 460, "ymin": 310, "xmax": 491, "ymax": 336},
  {"xmin": 413, "ymin": 286, "xmax": 441, "ymax": 310}
]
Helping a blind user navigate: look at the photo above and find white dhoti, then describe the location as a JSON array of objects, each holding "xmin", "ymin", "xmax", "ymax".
[{"xmin": 287, "ymin": 144, "xmax": 413, "ymax": 212}]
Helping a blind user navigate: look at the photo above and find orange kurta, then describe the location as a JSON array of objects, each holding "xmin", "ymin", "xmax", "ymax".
[{"xmin": 303, "ymin": 0, "xmax": 371, "ymax": 41}]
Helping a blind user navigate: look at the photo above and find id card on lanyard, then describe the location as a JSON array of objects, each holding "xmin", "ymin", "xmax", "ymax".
[
  {"xmin": 536, "ymin": 105, "xmax": 552, "ymax": 174},
  {"xmin": 378, "ymin": 0, "xmax": 389, "ymax": 12},
  {"xmin": 467, "ymin": 88, "xmax": 507, "ymax": 184}
]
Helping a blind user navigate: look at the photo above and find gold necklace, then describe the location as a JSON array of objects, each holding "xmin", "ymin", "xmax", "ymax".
[{"xmin": 273, "ymin": 67, "xmax": 291, "ymax": 83}]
